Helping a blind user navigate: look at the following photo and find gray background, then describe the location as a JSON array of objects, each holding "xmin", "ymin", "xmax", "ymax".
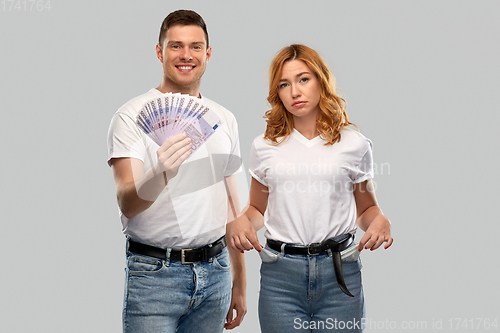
[{"xmin": 1, "ymin": 0, "xmax": 498, "ymax": 332}]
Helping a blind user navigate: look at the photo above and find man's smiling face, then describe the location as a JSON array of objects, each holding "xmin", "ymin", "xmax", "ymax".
[{"xmin": 156, "ymin": 24, "xmax": 211, "ymax": 95}]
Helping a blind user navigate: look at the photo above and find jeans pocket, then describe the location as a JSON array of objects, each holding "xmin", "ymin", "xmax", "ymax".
[
  {"xmin": 127, "ymin": 254, "xmax": 165, "ymax": 276},
  {"xmin": 259, "ymin": 247, "xmax": 279, "ymax": 264},
  {"xmin": 340, "ymin": 243, "xmax": 360, "ymax": 263},
  {"xmin": 213, "ymin": 248, "xmax": 231, "ymax": 271}
]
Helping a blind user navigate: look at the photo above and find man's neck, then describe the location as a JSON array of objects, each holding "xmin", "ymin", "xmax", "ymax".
[{"xmin": 156, "ymin": 81, "xmax": 201, "ymax": 98}]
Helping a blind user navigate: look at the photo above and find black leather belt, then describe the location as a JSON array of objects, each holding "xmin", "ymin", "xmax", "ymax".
[
  {"xmin": 267, "ymin": 235, "xmax": 355, "ymax": 297},
  {"xmin": 128, "ymin": 236, "xmax": 226, "ymax": 264}
]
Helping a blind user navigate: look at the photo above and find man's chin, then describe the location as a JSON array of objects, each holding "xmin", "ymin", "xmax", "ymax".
[{"xmin": 175, "ymin": 77, "xmax": 201, "ymax": 88}]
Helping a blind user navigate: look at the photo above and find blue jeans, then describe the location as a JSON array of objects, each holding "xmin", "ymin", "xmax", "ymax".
[
  {"xmin": 123, "ymin": 246, "xmax": 232, "ymax": 333},
  {"xmin": 259, "ymin": 240, "xmax": 365, "ymax": 332}
]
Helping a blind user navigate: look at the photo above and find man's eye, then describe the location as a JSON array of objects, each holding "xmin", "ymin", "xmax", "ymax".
[
  {"xmin": 193, "ymin": 46, "xmax": 201, "ymax": 50},
  {"xmin": 172, "ymin": 45, "xmax": 180, "ymax": 49}
]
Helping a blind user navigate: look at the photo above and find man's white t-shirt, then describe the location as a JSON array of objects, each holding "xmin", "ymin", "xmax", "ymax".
[
  {"xmin": 107, "ymin": 88, "xmax": 242, "ymax": 249},
  {"xmin": 249, "ymin": 128, "xmax": 374, "ymax": 245}
]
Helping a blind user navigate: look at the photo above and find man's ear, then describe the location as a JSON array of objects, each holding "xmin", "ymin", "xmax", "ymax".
[
  {"xmin": 156, "ymin": 43, "xmax": 163, "ymax": 63},
  {"xmin": 206, "ymin": 46, "xmax": 212, "ymax": 62}
]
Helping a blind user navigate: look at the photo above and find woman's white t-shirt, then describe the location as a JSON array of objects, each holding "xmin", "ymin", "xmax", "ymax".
[{"xmin": 249, "ymin": 128, "xmax": 374, "ymax": 245}]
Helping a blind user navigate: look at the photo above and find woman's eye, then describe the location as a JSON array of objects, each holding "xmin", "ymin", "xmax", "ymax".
[
  {"xmin": 279, "ymin": 83, "xmax": 288, "ymax": 89},
  {"xmin": 300, "ymin": 77, "xmax": 309, "ymax": 83}
]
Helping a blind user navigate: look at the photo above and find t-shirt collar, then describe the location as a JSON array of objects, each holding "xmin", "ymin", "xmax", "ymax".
[{"xmin": 291, "ymin": 128, "xmax": 323, "ymax": 147}]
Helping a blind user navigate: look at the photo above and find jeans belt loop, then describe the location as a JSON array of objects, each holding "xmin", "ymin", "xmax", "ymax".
[
  {"xmin": 165, "ymin": 248, "xmax": 172, "ymax": 266},
  {"xmin": 280, "ymin": 243, "xmax": 286, "ymax": 256}
]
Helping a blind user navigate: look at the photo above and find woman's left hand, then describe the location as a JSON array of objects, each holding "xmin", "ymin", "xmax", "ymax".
[
  {"xmin": 358, "ymin": 214, "xmax": 393, "ymax": 251},
  {"xmin": 353, "ymin": 180, "xmax": 393, "ymax": 252}
]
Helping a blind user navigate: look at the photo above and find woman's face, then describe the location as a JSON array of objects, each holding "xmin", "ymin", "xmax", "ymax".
[{"xmin": 278, "ymin": 59, "xmax": 321, "ymax": 121}]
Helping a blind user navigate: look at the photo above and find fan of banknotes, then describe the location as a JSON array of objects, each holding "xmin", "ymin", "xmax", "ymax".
[{"xmin": 136, "ymin": 93, "xmax": 222, "ymax": 153}]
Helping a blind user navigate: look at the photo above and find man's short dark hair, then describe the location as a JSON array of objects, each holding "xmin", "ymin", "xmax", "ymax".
[{"xmin": 158, "ymin": 9, "xmax": 209, "ymax": 47}]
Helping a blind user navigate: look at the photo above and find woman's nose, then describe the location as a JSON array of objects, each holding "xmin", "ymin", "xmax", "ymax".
[{"xmin": 291, "ymin": 84, "xmax": 301, "ymax": 98}]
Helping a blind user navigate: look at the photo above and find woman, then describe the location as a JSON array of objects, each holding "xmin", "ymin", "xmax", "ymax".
[{"xmin": 227, "ymin": 44, "xmax": 393, "ymax": 332}]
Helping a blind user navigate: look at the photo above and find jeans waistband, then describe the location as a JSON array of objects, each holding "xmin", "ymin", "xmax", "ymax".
[
  {"xmin": 128, "ymin": 236, "xmax": 226, "ymax": 264},
  {"xmin": 267, "ymin": 234, "xmax": 356, "ymax": 297}
]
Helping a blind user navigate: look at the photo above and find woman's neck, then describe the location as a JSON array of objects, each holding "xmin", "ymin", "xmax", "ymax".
[{"xmin": 293, "ymin": 115, "xmax": 319, "ymax": 140}]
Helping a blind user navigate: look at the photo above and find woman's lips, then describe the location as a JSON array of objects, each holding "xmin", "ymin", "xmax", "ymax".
[{"xmin": 292, "ymin": 101, "xmax": 307, "ymax": 107}]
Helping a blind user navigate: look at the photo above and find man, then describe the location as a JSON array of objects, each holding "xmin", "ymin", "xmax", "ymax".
[{"xmin": 107, "ymin": 9, "xmax": 246, "ymax": 332}]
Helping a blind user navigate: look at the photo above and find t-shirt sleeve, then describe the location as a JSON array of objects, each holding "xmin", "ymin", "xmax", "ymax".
[
  {"xmin": 107, "ymin": 111, "xmax": 146, "ymax": 166},
  {"xmin": 248, "ymin": 140, "xmax": 267, "ymax": 186},
  {"xmin": 351, "ymin": 139, "xmax": 374, "ymax": 184},
  {"xmin": 223, "ymin": 114, "xmax": 243, "ymax": 177}
]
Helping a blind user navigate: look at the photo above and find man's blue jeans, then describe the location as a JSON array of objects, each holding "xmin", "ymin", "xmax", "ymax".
[
  {"xmin": 259, "ymin": 241, "xmax": 365, "ymax": 332},
  {"xmin": 123, "ymin": 246, "xmax": 232, "ymax": 333}
]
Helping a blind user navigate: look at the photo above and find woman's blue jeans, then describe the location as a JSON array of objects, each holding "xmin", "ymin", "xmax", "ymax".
[
  {"xmin": 123, "ymin": 246, "xmax": 232, "ymax": 333},
  {"xmin": 259, "ymin": 241, "xmax": 365, "ymax": 332}
]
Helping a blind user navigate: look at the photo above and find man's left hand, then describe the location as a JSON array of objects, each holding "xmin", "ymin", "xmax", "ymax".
[{"xmin": 224, "ymin": 285, "xmax": 247, "ymax": 329}]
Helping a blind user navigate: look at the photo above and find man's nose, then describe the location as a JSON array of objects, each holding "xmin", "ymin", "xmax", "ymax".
[{"xmin": 180, "ymin": 48, "xmax": 193, "ymax": 61}]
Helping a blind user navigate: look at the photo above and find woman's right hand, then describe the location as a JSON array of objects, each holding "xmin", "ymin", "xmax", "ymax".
[
  {"xmin": 227, "ymin": 178, "xmax": 268, "ymax": 253},
  {"xmin": 226, "ymin": 215, "xmax": 262, "ymax": 253}
]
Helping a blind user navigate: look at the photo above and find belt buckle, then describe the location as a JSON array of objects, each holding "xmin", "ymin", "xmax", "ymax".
[
  {"xmin": 307, "ymin": 243, "xmax": 321, "ymax": 255},
  {"xmin": 181, "ymin": 248, "xmax": 195, "ymax": 264}
]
